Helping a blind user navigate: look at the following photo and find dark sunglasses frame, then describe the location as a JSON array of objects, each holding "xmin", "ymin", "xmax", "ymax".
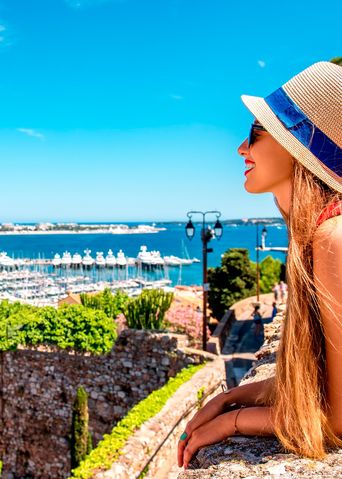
[{"xmin": 248, "ymin": 123, "xmax": 267, "ymax": 147}]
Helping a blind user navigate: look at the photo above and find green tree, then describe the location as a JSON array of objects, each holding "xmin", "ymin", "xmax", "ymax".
[
  {"xmin": 124, "ymin": 289, "xmax": 173, "ymax": 329},
  {"xmin": 208, "ymin": 248, "xmax": 256, "ymax": 320},
  {"xmin": 330, "ymin": 57, "xmax": 342, "ymax": 66},
  {"xmin": 259, "ymin": 255, "xmax": 282, "ymax": 293},
  {"xmin": 71, "ymin": 386, "xmax": 92, "ymax": 469}
]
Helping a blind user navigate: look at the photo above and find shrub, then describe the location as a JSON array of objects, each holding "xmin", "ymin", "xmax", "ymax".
[
  {"xmin": 165, "ymin": 305, "xmax": 210, "ymax": 349},
  {"xmin": 80, "ymin": 288, "xmax": 129, "ymax": 319},
  {"xmin": 69, "ymin": 363, "xmax": 205, "ymax": 479},
  {"xmin": 0, "ymin": 300, "xmax": 117, "ymax": 354},
  {"xmin": 124, "ymin": 289, "xmax": 173, "ymax": 330}
]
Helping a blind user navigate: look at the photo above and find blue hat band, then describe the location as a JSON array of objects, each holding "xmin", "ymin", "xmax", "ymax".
[{"xmin": 264, "ymin": 87, "xmax": 342, "ymax": 177}]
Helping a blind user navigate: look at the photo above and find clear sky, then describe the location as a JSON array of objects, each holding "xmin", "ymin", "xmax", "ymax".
[{"xmin": 0, "ymin": 0, "xmax": 339, "ymax": 222}]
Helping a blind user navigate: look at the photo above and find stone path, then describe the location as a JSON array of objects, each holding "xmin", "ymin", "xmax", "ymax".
[{"xmin": 222, "ymin": 293, "xmax": 275, "ymax": 387}]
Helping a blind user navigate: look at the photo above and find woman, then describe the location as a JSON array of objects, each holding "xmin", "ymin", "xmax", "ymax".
[{"xmin": 178, "ymin": 61, "xmax": 342, "ymax": 469}]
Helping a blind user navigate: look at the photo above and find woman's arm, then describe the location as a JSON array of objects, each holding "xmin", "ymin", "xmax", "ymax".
[
  {"xmin": 181, "ymin": 406, "xmax": 275, "ymax": 468},
  {"xmin": 178, "ymin": 377, "xmax": 274, "ymax": 467}
]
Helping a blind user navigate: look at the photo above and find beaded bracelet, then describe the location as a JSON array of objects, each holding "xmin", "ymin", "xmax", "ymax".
[{"xmin": 233, "ymin": 405, "xmax": 246, "ymax": 435}]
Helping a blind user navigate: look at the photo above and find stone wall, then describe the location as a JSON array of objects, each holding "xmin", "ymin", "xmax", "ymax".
[
  {"xmin": 0, "ymin": 330, "xmax": 203, "ymax": 479},
  {"xmin": 95, "ymin": 351, "xmax": 225, "ymax": 479},
  {"xmin": 178, "ymin": 307, "xmax": 342, "ymax": 479}
]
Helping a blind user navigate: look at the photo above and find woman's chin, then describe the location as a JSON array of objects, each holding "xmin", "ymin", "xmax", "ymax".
[{"xmin": 244, "ymin": 179, "xmax": 266, "ymax": 194}]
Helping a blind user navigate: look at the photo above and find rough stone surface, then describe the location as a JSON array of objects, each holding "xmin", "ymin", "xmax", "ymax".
[
  {"xmin": 178, "ymin": 307, "xmax": 342, "ymax": 478},
  {"xmin": 0, "ymin": 330, "xmax": 204, "ymax": 479},
  {"xmin": 95, "ymin": 354, "xmax": 226, "ymax": 479}
]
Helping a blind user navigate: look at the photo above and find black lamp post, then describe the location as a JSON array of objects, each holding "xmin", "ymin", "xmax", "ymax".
[
  {"xmin": 185, "ymin": 211, "xmax": 223, "ymax": 351},
  {"xmin": 256, "ymin": 223, "xmax": 268, "ymax": 302}
]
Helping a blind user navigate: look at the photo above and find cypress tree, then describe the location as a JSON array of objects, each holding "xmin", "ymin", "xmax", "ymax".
[{"xmin": 71, "ymin": 386, "xmax": 91, "ymax": 468}]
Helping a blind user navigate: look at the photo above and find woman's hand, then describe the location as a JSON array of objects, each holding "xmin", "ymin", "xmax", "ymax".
[
  {"xmin": 177, "ymin": 391, "xmax": 232, "ymax": 467},
  {"xmin": 179, "ymin": 411, "xmax": 235, "ymax": 469}
]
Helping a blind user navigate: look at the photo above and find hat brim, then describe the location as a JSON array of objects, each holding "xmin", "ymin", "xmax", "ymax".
[{"xmin": 241, "ymin": 94, "xmax": 342, "ymax": 193}]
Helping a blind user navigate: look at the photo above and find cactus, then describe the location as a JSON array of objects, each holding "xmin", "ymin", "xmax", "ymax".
[
  {"xmin": 124, "ymin": 289, "xmax": 173, "ymax": 330},
  {"xmin": 71, "ymin": 386, "xmax": 91, "ymax": 468}
]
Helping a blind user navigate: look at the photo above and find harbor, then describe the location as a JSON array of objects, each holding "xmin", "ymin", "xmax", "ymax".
[
  {"xmin": 0, "ymin": 222, "xmax": 289, "ymax": 306},
  {"xmin": 0, "ymin": 245, "xmax": 201, "ymax": 307}
]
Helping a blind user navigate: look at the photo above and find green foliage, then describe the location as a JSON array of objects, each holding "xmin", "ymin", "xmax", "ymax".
[
  {"xmin": 196, "ymin": 386, "xmax": 205, "ymax": 410},
  {"xmin": 80, "ymin": 288, "xmax": 129, "ymax": 319},
  {"xmin": 124, "ymin": 289, "xmax": 173, "ymax": 330},
  {"xmin": 330, "ymin": 57, "xmax": 342, "ymax": 66},
  {"xmin": 0, "ymin": 460, "xmax": 2, "ymax": 474},
  {"xmin": 69, "ymin": 363, "xmax": 205, "ymax": 479},
  {"xmin": 0, "ymin": 300, "xmax": 117, "ymax": 354},
  {"xmin": 259, "ymin": 255, "xmax": 282, "ymax": 293},
  {"xmin": 208, "ymin": 248, "xmax": 256, "ymax": 319},
  {"xmin": 71, "ymin": 387, "xmax": 90, "ymax": 469}
]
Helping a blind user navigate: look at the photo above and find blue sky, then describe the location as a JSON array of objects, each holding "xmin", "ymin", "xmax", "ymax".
[{"xmin": 0, "ymin": 0, "xmax": 339, "ymax": 222}]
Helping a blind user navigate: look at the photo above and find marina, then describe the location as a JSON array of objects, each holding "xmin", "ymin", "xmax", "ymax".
[
  {"xmin": 0, "ymin": 245, "xmax": 200, "ymax": 307},
  {"xmin": 0, "ymin": 222, "xmax": 289, "ymax": 306}
]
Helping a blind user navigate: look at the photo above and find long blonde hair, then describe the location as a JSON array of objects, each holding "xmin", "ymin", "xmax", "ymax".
[{"xmin": 263, "ymin": 160, "xmax": 342, "ymax": 458}]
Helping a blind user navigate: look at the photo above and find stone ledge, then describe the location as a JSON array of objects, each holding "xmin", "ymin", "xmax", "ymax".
[
  {"xmin": 95, "ymin": 354, "xmax": 226, "ymax": 479},
  {"xmin": 178, "ymin": 309, "xmax": 342, "ymax": 479}
]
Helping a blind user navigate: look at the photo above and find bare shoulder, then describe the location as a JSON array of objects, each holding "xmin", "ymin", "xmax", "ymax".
[
  {"xmin": 312, "ymin": 216, "xmax": 342, "ymax": 298},
  {"xmin": 313, "ymin": 216, "xmax": 342, "ymax": 255}
]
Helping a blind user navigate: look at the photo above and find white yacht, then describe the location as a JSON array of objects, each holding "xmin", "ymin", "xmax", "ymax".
[
  {"xmin": 137, "ymin": 245, "xmax": 164, "ymax": 267},
  {"xmin": 52, "ymin": 253, "xmax": 62, "ymax": 267},
  {"xmin": 95, "ymin": 252, "xmax": 106, "ymax": 268},
  {"xmin": 71, "ymin": 252, "xmax": 82, "ymax": 267},
  {"xmin": 82, "ymin": 249, "xmax": 94, "ymax": 268},
  {"xmin": 0, "ymin": 252, "xmax": 16, "ymax": 269},
  {"xmin": 105, "ymin": 249, "xmax": 117, "ymax": 267},
  {"xmin": 61, "ymin": 251, "xmax": 72, "ymax": 267},
  {"xmin": 116, "ymin": 249, "xmax": 127, "ymax": 267}
]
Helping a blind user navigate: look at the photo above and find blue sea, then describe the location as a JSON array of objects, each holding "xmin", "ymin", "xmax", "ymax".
[{"xmin": 0, "ymin": 222, "xmax": 288, "ymax": 286}]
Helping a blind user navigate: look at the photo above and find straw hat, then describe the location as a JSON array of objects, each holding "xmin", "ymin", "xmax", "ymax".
[{"xmin": 241, "ymin": 61, "xmax": 342, "ymax": 193}]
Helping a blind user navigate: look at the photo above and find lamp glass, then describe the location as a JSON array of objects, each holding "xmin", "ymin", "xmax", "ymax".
[
  {"xmin": 185, "ymin": 220, "xmax": 195, "ymax": 239},
  {"xmin": 214, "ymin": 220, "xmax": 223, "ymax": 239}
]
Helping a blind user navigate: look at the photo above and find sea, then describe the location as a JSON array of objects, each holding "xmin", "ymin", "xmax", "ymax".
[{"xmin": 0, "ymin": 222, "xmax": 288, "ymax": 287}]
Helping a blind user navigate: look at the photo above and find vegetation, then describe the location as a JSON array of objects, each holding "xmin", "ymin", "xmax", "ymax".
[
  {"xmin": 165, "ymin": 305, "xmax": 210, "ymax": 349},
  {"xmin": 208, "ymin": 248, "xmax": 257, "ymax": 319},
  {"xmin": 80, "ymin": 288, "xmax": 129, "ymax": 319},
  {"xmin": 208, "ymin": 248, "xmax": 283, "ymax": 319},
  {"xmin": 0, "ymin": 301, "xmax": 117, "ymax": 354},
  {"xmin": 69, "ymin": 363, "xmax": 205, "ymax": 479},
  {"xmin": 71, "ymin": 386, "xmax": 93, "ymax": 469},
  {"xmin": 124, "ymin": 289, "xmax": 173, "ymax": 329},
  {"xmin": 259, "ymin": 255, "xmax": 282, "ymax": 293},
  {"xmin": 330, "ymin": 56, "xmax": 342, "ymax": 66}
]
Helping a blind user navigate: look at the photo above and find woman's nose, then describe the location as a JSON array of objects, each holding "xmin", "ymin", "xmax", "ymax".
[{"xmin": 238, "ymin": 138, "xmax": 249, "ymax": 157}]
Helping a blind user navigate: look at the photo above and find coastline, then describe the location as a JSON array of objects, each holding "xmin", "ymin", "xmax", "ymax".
[{"xmin": 0, "ymin": 230, "xmax": 162, "ymax": 236}]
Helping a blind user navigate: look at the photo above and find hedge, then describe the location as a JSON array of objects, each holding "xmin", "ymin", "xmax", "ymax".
[{"xmin": 69, "ymin": 363, "xmax": 205, "ymax": 479}]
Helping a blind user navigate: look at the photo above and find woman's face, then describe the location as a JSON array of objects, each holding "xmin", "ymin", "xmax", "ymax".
[{"xmin": 238, "ymin": 122, "xmax": 293, "ymax": 195}]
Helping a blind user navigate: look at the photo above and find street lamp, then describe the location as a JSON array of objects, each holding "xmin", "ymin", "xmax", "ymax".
[
  {"xmin": 185, "ymin": 211, "xmax": 223, "ymax": 351},
  {"xmin": 256, "ymin": 223, "xmax": 268, "ymax": 302}
]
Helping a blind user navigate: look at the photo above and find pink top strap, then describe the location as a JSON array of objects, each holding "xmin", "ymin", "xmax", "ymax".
[{"xmin": 316, "ymin": 200, "xmax": 342, "ymax": 227}]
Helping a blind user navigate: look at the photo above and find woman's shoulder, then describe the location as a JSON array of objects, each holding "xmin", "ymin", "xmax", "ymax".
[
  {"xmin": 313, "ymin": 213, "xmax": 342, "ymax": 260},
  {"xmin": 316, "ymin": 200, "xmax": 342, "ymax": 228}
]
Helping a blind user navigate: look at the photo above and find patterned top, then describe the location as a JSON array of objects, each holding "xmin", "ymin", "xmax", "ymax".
[{"xmin": 316, "ymin": 200, "xmax": 342, "ymax": 227}]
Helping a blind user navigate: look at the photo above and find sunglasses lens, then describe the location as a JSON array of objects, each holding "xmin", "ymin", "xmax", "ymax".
[{"xmin": 248, "ymin": 127, "xmax": 253, "ymax": 147}]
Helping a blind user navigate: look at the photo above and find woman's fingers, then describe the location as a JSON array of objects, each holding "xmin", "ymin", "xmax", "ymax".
[
  {"xmin": 183, "ymin": 434, "xmax": 198, "ymax": 469},
  {"xmin": 177, "ymin": 425, "xmax": 192, "ymax": 467}
]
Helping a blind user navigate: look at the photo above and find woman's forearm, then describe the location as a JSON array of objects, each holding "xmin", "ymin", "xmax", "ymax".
[
  {"xmin": 221, "ymin": 406, "xmax": 275, "ymax": 436},
  {"xmin": 222, "ymin": 377, "xmax": 274, "ymax": 408}
]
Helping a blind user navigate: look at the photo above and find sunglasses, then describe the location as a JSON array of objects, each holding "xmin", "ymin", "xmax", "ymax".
[{"xmin": 248, "ymin": 123, "xmax": 267, "ymax": 147}]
